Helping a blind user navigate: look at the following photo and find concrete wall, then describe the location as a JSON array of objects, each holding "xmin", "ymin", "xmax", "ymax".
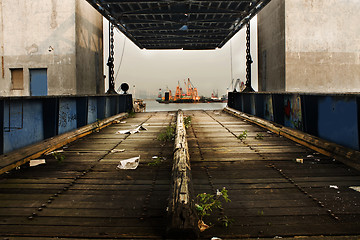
[
  {"xmin": 75, "ymin": 0, "xmax": 104, "ymax": 94},
  {"xmin": 285, "ymin": 0, "xmax": 360, "ymax": 93},
  {"xmin": 257, "ymin": 0, "xmax": 285, "ymax": 92},
  {"xmin": 0, "ymin": 0, "xmax": 77, "ymax": 96},
  {"xmin": 258, "ymin": 0, "xmax": 360, "ymax": 93},
  {"xmin": 0, "ymin": 0, "xmax": 103, "ymax": 96}
]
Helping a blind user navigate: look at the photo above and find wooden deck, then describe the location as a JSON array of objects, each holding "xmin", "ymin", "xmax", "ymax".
[{"xmin": 1, "ymin": 110, "xmax": 360, "ymax": 239}]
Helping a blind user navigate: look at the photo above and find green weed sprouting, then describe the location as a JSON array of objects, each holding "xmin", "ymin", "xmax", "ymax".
[
  {"xmin": 127, "ymin": 109, "xmax": 136, "ymax": 118},
  {"xmin": 147, "ymin": 157, "xmax": 164, "ymax": 166},
  {"xmin": 238, "ymin": 130, "xmax": 248, "ymax": 141},
  {"xmin": 157, "ymin": 124, "xmax": 176, "ymax": 142},
  {"xmin": 255, "ymin": 133, "xmax": 264, "ymax": 140},
  {"xmin": 52, "ymin": 152, "xmax": 65, "ymax": 163},
  {"xmin": 195, "ymin": 187, "xmax": 233, "ymax": 231},
  {"xmin": 184, "ymin": 116, "xmax": 192, "ymax": 129}
]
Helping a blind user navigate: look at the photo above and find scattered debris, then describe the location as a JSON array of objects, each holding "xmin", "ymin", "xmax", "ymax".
[
  {"xmin": 116, "ymin": 129, "xmax": 132, "ymax": 134},
  {"xmin": 296, "ymin": 158, "xmax": 304, "ymax": 164},
  {"xmin": 116, "ymin": 125, "xmax": 147, "ymax": 134},
  {"xmin": 111, "ymin": 149, "xmax": 125, "ymax": 153},
  {"xmin": 116, "ymin": 156, "xmax": 140, "ymax": 170},
  {"xmin": 330, "ymin": 185, "xmax": 339, "ymax": 189},
  {"xmin": 350, "ymin": 186, "xmax": 360, "ymax": 192},
  {"xmin": 29, "ymin": 159, "xmax": 46, "ymax": 167},
  {"xmin": 46, "ymin": 150, "xmax": 64, "ymax": 155},
  {"xmin": 198, "ymin": 220, "xmax": 210, "ymax": 232}
]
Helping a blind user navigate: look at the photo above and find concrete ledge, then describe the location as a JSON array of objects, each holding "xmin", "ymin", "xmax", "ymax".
[
  {"xmin": 0, "ymin": 112, "xmax": 128, "ymax": 175},
  {"xmin": 167, "ymin": 110, "xmax": 199, "ymax": 239},
  {"xmin": 224, "ymin": 107, "xmax": 360, "ymax": 171}
]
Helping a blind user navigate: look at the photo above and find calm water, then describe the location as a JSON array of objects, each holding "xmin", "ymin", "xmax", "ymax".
[{"xmin": 144, "ymin": 99, "xmax": 227, "ymax": 112}]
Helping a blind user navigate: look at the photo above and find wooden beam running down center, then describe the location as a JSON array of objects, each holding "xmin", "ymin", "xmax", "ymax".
[{"xmin": 167, "ymin": 110, "xmax": 199, "ymax": 239}]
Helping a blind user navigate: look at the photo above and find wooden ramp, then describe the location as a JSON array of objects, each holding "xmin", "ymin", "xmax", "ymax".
[{"xmin": 1, "ymin": 110, "xmax": 360, "ymax": 239}]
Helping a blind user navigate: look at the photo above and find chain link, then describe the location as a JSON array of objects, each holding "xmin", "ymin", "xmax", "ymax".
[
  {"xmin": 245, "ymin": 22, "xmax": 253, "ymax": 88},
  {"xmin": 107, "ymin": 23, "xmax": 115, "ymax": 92}
]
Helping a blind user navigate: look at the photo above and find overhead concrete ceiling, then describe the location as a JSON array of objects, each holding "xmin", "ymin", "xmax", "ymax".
[{"xmin": 86, "ymin": 0, "xmax": 271, "ymax": 50}]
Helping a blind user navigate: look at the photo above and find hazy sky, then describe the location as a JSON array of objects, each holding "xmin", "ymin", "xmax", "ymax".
[{"xmin": 103, "ymin": 17, "xmax": 258, "ymax": 98}]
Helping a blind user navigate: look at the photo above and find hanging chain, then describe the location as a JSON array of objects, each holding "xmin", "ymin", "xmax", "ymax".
[
  {"xmin": 245, "ymin": 22, "xmax": 253, "ymax": 87},
  {"xmin": 107, "ymin": 23, "xmax": 115, "ymax": 93}
]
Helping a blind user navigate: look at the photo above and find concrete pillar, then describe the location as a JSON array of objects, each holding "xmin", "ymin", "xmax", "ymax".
[{"xmin": 258, "ymin": 0, "xmax": 360, "ymax": 93}]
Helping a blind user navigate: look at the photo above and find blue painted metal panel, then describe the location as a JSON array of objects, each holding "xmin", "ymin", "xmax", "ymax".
[
  {"xmin": 243, "ymin": 94, "xmax": 252, "ymax": 114},
  {"xmin": 43, "ymin": 98, "xmax": 58, "ymax": 139},
  {"xmin": 97, "ymin": 97, "xmax": 105, "ymax": 120},
  {"xmin": 318, "ymin": 96, "xmax": 359, "ymax": 150},
  {"xmin": 3, "ymin": 100, "xmax": 44, "ymax": 153},
  {"xmin": 272, "ymin": 94, "xmax": 285, "ymax": 126},
  {"xmin": 263, "ymin": 94, "xmax": 274, "ymax": 122},
  {"xmin": 255, "ymin": 94, "xmax": 264, "ymax": 118},
  {"xmin": 301, "ymin": 95, "xmax": 319, "ymax": 136},
  {"xmin": 0, "ymin": 94, "xmax": 141, "ymax": 154},
  {"xmin": 284, "ymin": 94, "xmax": 303, "ymax": 130},
  {"xmin": 30, "ymin": 69, "xmax": 47, "ymax": 96},
  {"xmin": 87, "ymin": 97, "xmax": 97, "ymax": 124},
  {"xmin": 105, "ymin": 97, "xmax": 111, "ymax": 118},
  {"xmin": 250, "ymin": 95, "xmax": 256, "ymax": 116},
  {"xmin": 76, "ymin": 98, "xmax": 87, "ymax": 128},
  {"xmin": 58, "ymin": 99, "xmax": 77, "ymax": 135}
]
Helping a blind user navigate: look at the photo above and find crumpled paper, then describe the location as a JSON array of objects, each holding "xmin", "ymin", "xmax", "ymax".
[{"xmin": 116, "ymin": 156, "xmax": 140, "ymax": 170}]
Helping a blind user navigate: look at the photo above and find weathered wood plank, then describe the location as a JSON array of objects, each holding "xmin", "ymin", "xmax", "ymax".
[{"xmin": 167, "ymin": 110, "xmax": 199, "ymax": 238}]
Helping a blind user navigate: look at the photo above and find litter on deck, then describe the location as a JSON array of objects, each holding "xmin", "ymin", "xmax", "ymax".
[
  {"xmin": 116, "ymin": 156, "xmax": 140, "ymax": 170},
  {"xmin": 116, "ymin": 125, "xmax": 147, "ymax": 134},
  {"xmin": 29, "ymin": 159, "xmax": 46, "ymax": 167}
]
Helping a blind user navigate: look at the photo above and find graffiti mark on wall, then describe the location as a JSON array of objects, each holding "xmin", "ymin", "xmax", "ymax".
[{"xmin": 284, "ymin": 95, "xmax": 303, "ymax": 130}]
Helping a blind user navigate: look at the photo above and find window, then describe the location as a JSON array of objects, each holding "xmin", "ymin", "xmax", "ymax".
[{"xmin": 11, "ymin": 68, "xmax": 24, "ymax": 90}]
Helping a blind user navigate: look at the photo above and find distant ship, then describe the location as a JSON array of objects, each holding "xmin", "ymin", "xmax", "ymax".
[
  {"xmin": 156, "ymin": 78, "xmax": 201, "ymax": 103},
  {"xmin": 209, "ymin": 90, "xmax": 228, "ymax": 103}
]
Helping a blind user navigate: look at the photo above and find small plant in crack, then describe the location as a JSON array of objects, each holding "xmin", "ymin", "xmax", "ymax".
[
  {"xmin": 157, "ymin": 124, "xmax": 176, "ymax": 142},
  {"xmin": 255, "ymin": 133, "xmax": 264, "ymax": 140},
  {"xmin": 148, "ymin": 157, "xmax": 164, "ymax": 166},
  {"xmin": 184, "ymin": 116, "xmax": 192, "ymax": 129},
  {"xmin": 127, "ymin": 109, "xmax": 136, "ymax": 118},
  {"xmin": 238, "ymin": 130, "xmax": 248, "ymax": 141},
  {"xmin": 195, "ymin": 187, "xmax": 233, "ymax": 231},
  {"xmin": 52, "ymin": 152, "xmax": 65, "ymax": 163}
]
